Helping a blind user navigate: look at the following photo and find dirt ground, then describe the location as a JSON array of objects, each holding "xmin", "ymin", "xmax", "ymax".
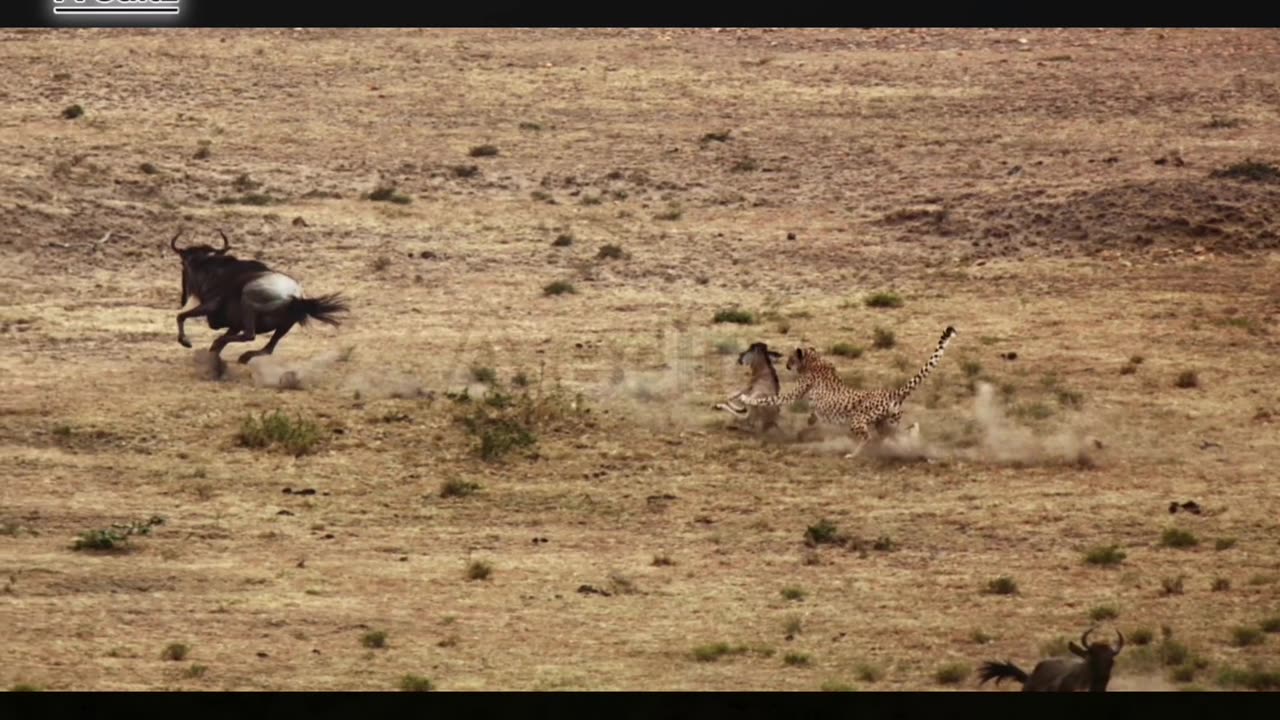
[{"xmin": 1, "ymin": 28, "xmax": 1279, "ymax": 691}]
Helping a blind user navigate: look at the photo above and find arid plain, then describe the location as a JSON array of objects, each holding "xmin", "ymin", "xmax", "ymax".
[{"xmin": 1, "ymin": 28, "xmax": 1278, "ymax": 691}]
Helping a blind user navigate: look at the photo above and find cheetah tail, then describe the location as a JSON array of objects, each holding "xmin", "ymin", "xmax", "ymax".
[{"xmin": 895, "ymin": 326, "xmax": 957, "ymax": 402}]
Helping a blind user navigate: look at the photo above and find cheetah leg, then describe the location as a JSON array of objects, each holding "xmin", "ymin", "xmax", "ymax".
[{"xmin": 844, "ymin": 423, "xmax": 872, "ymax": 459}]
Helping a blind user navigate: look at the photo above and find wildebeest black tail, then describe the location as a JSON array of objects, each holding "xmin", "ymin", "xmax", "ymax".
[
  {"xmin": 291, "ymin": 293, "xmax": 348, "ymax": 327},
  {"xmin": 978, "ymin": 660, "xmax": 1029, "ymax": 687}
]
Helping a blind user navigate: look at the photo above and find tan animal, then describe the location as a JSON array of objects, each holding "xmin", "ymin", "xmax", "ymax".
[{"xmin": 713, "ymin": 342, "xmax": 783, "ymax": 434}]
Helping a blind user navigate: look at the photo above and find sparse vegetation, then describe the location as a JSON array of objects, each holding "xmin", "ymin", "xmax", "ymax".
[
  {"xmin": 1056, "ymin": 389, "xmax": 1084, "ymax": 409},
  {"xmin": 1231, "ymin": 626, "xmax": 1265, "ymax": 647},
  {"xmin": 1217, "ymin": 666, "xmax": 1280, "ymax": 691},
  {"xmin": 466, "ymin": 560, "xmax": 492, "ymax": 581},
  {"xmin": 872, "ymin": 327, "xmax": 896, "ymax": 349},
  {"xmin": 439, "ymin": 479, "xmax": 479, "ymax": 498},
  {"xmin": 781, "ymin": 586, "xmax": 806, "ymax": 601},
  {"xmin": 1215, "ymin": 537, "xmax": 1237, "ymax": 551},
  {"xmin": 237, "ymin": 410, "xmax": 322, "ymax": 457},
  {"xmin": 961, "ymin": 359, "xmax": 983, "ymax": 378},
  {"xmin": 1210, "ymin": 159, "xmax": 1280, "ymax": 183},
  {"xmin": 783, "ymin": 653, "xmax": 812, "ymax": 667},
  {"xmin": 9, "ymin": 683, "xmax": 42, "ymax": 692},
  {"xmin": 856, "ymin": 663, "xmax": 885, "ymax": 682},
  {"xmin": 361, "ymin": 630, "xmax": 388, "ymax": 649},
  {"xmin": 399, "ymin": 674, "xmax": 433, "ymax": 691},
  {"xmin": 1204, "ymin": 115, "xmax": 1243, "ymax": 129},
  {"xmin": 829, "ymin": 342, "xmax": 863, "ymax": 359},
  {"xmin": 1040, "ymin": 636, "xmax": 1069, "ymax": 658},
  {"xmin": 713, "ymin": 308, "xmax": 755, "ymax": 325},
  {"xmin": 72, "ymin": 516, "xmax": 164, "ymax": 552},
  {"xmin": 183, "ymin": 664, "xmax": 208, "ymax": 679},
  {"xmin": 970, "ymin": 630, "xmax": 994, "ymax": 645},
  {"xmin": 1131, "ymin": 627, "xmax": 1155, "ymax": 646},
  {"xmin": 1084, "ymin": 544, "xmax": 1126, "ymax": 566},
  {"xmin": 934, "ymin": 662, "xmax": 970, "ymax": 685},
  {"xmin": 1174, "ymin": 370, "xmax": 1200, "ymax": 388},
  {"xmin": 864, "ymin": 292, "xmax": 904, "ymax": 309},
  {"xmin": 1212, "ymin": 578, "xmax": 1231, "ymax": 592},
  {"xmin": 596, "ymin": 244, "xmax": 626, "ymax": 260},
  {"xmin": 552, "ymin": 233, "xmax": 574, "ymax": 247},
  {"xmin": 1161, "ymin": 528, "xmax": 1199, "ymax": 549},
  {"xmin": 1261, "ymin": 616, "xmax": 1280, "ymax": 634},
  {"xmin": 783, "ymin": 615, "xmax": 803, "ymax": 636},
  {"xmin": 217, "ymin": 193, "xmax": 277, "ymax": 206},
  {"xmin": 692, "ymin": 642, "xmax": 747, "ymax": 662},
  {"xmin": 653, "ymin": 206, "xmax": 683, "ymax": 221},
  {"xmin": 543, "ymin": 280, "xmax": 577, "ymax": 296},
  {"xmin": 367, "ymin": 185, "xmax": 412, "ymax": 204},
  {"xmin": 450, "ymin": 164, "xmax": 479, "ymax": 178},
  {"xmin": 470, "ymin": 366, "xmax": 497, "ymax": 384},
  {"xmin": 1089, "ymin": 605, "xmax": 1119, "ymax": 621},
  {"xmin": 652, "ymin": 553, "xmax": 675, "ymax": 567},
  {"xmin": 804, "ymin": 519, "xmax": 842, "ymax": 546},
  {"xmin": 820, "ymin": 680, "xmax": 857, "ymax": 692},
  {"xmin": 984, "ymin": 576, "xmax": 1019, "ymax": 596},
  {"xmin": 1161, "ymin": 575, "xmax": 1186, "ymax": 596},
  {"xmin": 61, "ymin": 104, "xmax": 84, "ymax": 119},
  {"xmin": 730, "ymin": 157, "xmax": 759, "ymax": 173},
  {"xmin": 161, "ymin": 643, "xmax": 190, "ymax": 661},
  {"xmin": 469, "ymin": 144, "xmax": 500, "ymax": 157}
]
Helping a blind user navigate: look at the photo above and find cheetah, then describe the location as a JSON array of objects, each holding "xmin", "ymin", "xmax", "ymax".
[
  {"xmin": 713, "ymin": 342, "xmax": 783, "ymax": 434},
  {"xmin": 723, "ymin": 326, "xmax": 957, "ymax": 455}
]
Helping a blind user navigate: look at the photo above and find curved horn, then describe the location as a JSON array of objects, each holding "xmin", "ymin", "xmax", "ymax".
[
  {"xmin": 1081, "ymin": 626, "xmax": 1096, "ymax": 647},
  {"xmin": 1112, "ymin": 629, "xmax": 1124, "ymax": 655},
  {"xmin": 170, "ymin": 229, "xmax": 184, "ymax": 253},
  {"xmin": 216, "ymin": 229, "xmax": 230, "ymax": 252}
]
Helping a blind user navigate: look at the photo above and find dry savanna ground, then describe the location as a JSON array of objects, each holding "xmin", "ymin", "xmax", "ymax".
[{"xmin": 1, "ymin": 28, "xmax": 1279, "ymax": 692}]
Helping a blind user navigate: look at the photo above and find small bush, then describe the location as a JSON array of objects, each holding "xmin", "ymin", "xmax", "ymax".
[
  {"xmin": 1217, "ymin": 666, "xmax": 1280, "ymax": 691},
  {"xmin": 193, "ymin": 145, "xmax": 211, "ymax": 160},
  {"xmin": 1212, "ymin": 578, "xmax": 1231, "ymax": 592},
  {"xmin": 552, "ymin": 234, "xmax": 573, "ymax": 247},
  {"xmin": 237, "ymin": 411, "xmax": 322, "ymax": 457},
  {"xmin": 1084, "ymin": 545, "xmax": 1126, "ymax": 566},
  {"xmin": 829, "ymin": 343, "xmax": 863, "ymax": 359},
  {"xmin": 1161, "ymin": 575, "xmax": 1185, "ymax": 596},
  {"xmin": 1174, "ymin": 370, "xmax": 1200, "ymax": 389},
  {"xmin": 217, "ymin": 193, "xmax": 277, "ymax": 206},
  {"xmin": 970, "ymin": 630, "xmax": 994, "ymax": 645},
  {"xmin": 1231, "ymin": 626, "xmax": 1265, "ymax": 648},
  {"xmin": 960, "ymin": 359, "xmax": 983, "ymax": 378},
  {"xmin": 652, "ymin": 554, "xmax": 675, "ymax": 567},
  {"xmin": 692, "ymin": 642, "xmax": 746, "ymax": 662},
  {"xmin": 1170, "ymin": 665, "xmax": 1197, "ymax": 683},
  {"xmin": 1210, "ymin": 159, "xmax": 1280, "ymax": 183},
  {"xmin": 653, "ymin": 206, "xmax": 683, "ymax": 221},
  {"xmin": 161, "ymin": 643, "xmax": 190, "ymax": 661},
  {"xmin": 864, "ymin": 292, "xmax": 904, "ymax": 309},
  {"xmin": 1204, "ymin": 116, "xmax": 1243, "ymax": 129},
  {"xmin": 368, "ymin": 186, "xmax": 412, "ymax": 204},
  {"xmin": 783, "ymin": 616, "xmax": 803, "ymax": 636},
  {"xmin": 1089, "ymin": 605, "xmax": 1119, "ymax": 621},
  {"xmin": 1056, "ymin": 389, "xmax": 1084, "ymax": 409},
  {"xmin": 596, "ymin": 244, "xmax": 626, "ymax": 260},
  {"xmin": 1215, "ymin": 537, "xmax": 1237, "ymax": 551},
  {"xmin": 1040, "ymin": 636, "xmax": 1069, "ymax": 658},
  {"xmin": 1119, "ymin": 364, "xmax": 1137, "ymax": 376},
  {"xmin": 730, "ymin": 157, "xmax": 759, "ymax": 173},
  {"xmin": 470, "ymin": 366, "xmax": 497, "ymax": 385},
  {"xmin": 61, "ymin": 104, "xmax": 84, "ymax": 120},
  {"xmin": 450, "ymin": 164, "xmax": 479, "ymax": 178},
  {"xmin": 872, "ymin": 327, "xmax": 896, "ymax": 350},
  {"xmin": 714, "ymin": 339, "xmax": 740, "ymax": 356},
  {"xmin": 984, "ymin": 576, "xmax": 1019, "ymax": 596},
  {"xmin": 466, "ymin": 560, "xmax": 492, "ymax": 581},
  {"xmin": 713, "ymin": 308, "xmax": 755, "ymax": 325},
  {"xmin": 1131, "ymin": 628, "xmax": 1155, "ymax": 646},
  {"xmin": 399, "ymin": 674, "xmax": 433, "ymax": 691},
  {"xmin": 781, "ymin": 587, "xmax": 806, "ymax": 601},
  {"xmin": 934, "ymin": 662, "xmax": 970, "ymax": 685},
  {"xmin": 783, "ymin": 653, "xmax": 812, "ymax": 667},
  {"xmin": 72, "ymin": 516, "xmax": 164, "ymax": 552},
  {"xmin": 469, "ymin": 144, "xmax": 499, "ymax": 157},
  {"xmin": 855, "ymin": 663, "xmax": 884, "ymax": 682},
  {"xmin": 440, "ymin": 479, "xmax": 479, "ymax": 499},
  {"xmin": 10, "ymin": 684, "xmax": 42, "ymax": 691},
  {"xmin": 804, "ymin": 519, "xmax": 842, "ymax": 546},
  {"xmin": 1161, "ymin": 528, "xmax": 1199, "ymax": 549},
  {"xmin": 1261, "ymin": 616, "xmax": 1280, "ymax": 633},
  {"xmin": 820, "ymin": 680, "xmax": 856, "ymax": 692},
  {"xmin": 139, "ymin": 162, "xmax": 159, "ymax": 175},
  {"xmin": 361, "ymin": 631, "xmax": 388, "ymax": 649},
  {"xmin": 543, "ymin": 280, "xmax": 577, "ymax": 296},
  {"xmin": 183, "ymin": 664, "xmax": 208, "ymax": 679}
]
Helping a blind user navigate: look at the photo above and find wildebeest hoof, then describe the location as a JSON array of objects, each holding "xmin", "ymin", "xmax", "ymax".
[
  {"xmin": 179, "ymin": 337, "xmax": 192, "ymax": 348},
  {"xmin": 237, "ymin": 352, "xmax": 257, "ymax": 364}
]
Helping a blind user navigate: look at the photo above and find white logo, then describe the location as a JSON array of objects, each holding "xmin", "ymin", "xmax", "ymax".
[{"xmin": 52, "ymin": 0, "xmax": 181, "ymax": 15}]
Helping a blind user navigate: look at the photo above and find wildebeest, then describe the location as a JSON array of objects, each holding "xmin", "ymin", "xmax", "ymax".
[
  {"xmin": 713, "ymin": 342, "xmax": 783, "ymax": 434},
  {"xmin": 171, "ymin": 229, "xmax": 348, "ymax": 371},
  {"xmin": 978, "ymin": 627, "xmax": 1125, "ymax": 692}
]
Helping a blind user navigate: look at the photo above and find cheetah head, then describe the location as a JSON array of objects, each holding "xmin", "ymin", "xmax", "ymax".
[{"xmin": 786, "ymin": 346, "xmax": 822, "ymax": 372}]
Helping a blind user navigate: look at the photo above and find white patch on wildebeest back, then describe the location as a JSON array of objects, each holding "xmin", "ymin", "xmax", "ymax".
[{"xmin": 243, "ymin": 272, "xmax": 302, "ymax": 312}]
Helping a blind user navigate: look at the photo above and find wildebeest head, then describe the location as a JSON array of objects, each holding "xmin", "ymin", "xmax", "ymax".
[
  {"xmin": 737, "ymin": 342, "xmax": 782, "ymax": 368},
  {"xmin": 1068, "ymin": 626, "xmax": 1124, "ymax": 692},
  {"xmin": 170, "ymin": 229, "xmax": 231, "ymax": 305}
]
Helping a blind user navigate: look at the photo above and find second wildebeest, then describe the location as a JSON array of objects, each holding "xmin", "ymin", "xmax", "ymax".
[
  {"xmin": 978, "ymin": 627, "xmax": 1125, "ymax": 692},
  {"xmin": 171, "ymin": 229, "xmax": 348, "ymax": 372},
  {"xmin": 713, "ymin": 342, "xmax": 784, "ymax": 434}
]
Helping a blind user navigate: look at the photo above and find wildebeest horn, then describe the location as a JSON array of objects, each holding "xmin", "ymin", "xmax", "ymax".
[
  {"xmin": 1081, "ymin": 627, "xmax": 1095, "ymax": 647},
  {"xmin": 217, "ymin": 229, "xmax": 230, "ymax": 251},
  {"xmin": 1112, "ymin": 629, "xmax": 1124, "ymax": 655},
  {"xmin": 170, "ymin": 229, "xmax": 183, "ymax": 253}
]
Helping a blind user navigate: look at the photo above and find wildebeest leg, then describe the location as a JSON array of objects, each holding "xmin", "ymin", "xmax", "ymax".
[
  {"xmin": 208, "ymin": 309, "xmax": 257, "ymax": 356},
  {"xmin": 176, "ymin": 300, "xmax": 220, "ymax": 348},
  {"xmin": 238, "ymin": 320, "xmax": 296, "ymax": 364}
]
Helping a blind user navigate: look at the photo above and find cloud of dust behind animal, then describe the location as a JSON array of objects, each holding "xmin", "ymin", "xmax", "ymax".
[{"xmin": 242, "ymin": 346, "xmax": 430, "ymax": 399}]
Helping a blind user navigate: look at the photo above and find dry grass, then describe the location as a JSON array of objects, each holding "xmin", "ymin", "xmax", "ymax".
[{"xmin": 2, "ymin": 28, "xmax": 1279, "ymax": 692}]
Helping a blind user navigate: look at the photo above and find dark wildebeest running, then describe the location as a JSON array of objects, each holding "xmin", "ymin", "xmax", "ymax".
[
  {"xmin": 171, "ymin": 229, "xmax": 348, "ymax": 374},
  {"xmin": 978, "ymin": 627, "xmax": 1125, "ymax": 692}
]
